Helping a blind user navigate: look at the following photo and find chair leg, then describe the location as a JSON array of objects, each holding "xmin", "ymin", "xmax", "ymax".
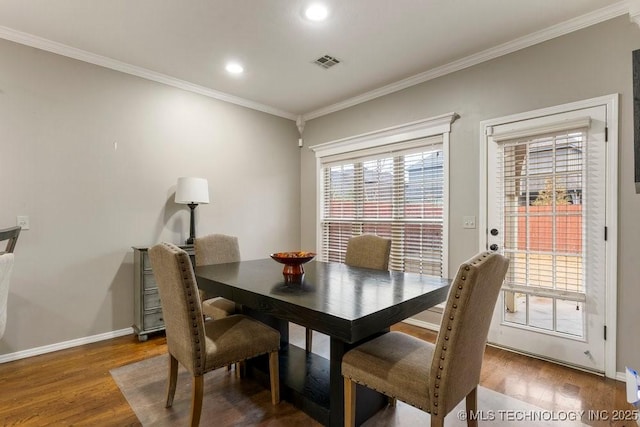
[
  {"xmin": 237, "ymin": 361, "xmax": 246, "ymax": 378},
  {"xmin": 305, "ymin": 328, "xmax": 313, "ymax": 352},
  {"xmin": 190, "ymin": 375, "xmax": 204, "ymax": 427},
  {"xmin": 430, "ymin": 415, "xmax": 444, "ymax": 427},
  {"xmin": 165, "ymin": 354, "xmax": 178, "ymax": 408},
  {"xmin": 268, "ymin": 351, "xmax": 280, "ymax": 405},
  {"xmin": 344, "ymin": 377, "xmax": 356, "ymax": 427},
  {"xmin": 465, "ymin": 386, "xmax": 478, "ymax": 427}
]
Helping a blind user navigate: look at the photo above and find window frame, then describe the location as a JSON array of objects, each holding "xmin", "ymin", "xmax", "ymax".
[{"xmin": 309, "ymin": 112, "xmax": 459, "ymax": 277}]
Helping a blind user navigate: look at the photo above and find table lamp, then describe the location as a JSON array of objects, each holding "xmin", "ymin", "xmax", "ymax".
[{"xmin": 175, "ymin": 177, "xmax": 210, "ymax": 244}]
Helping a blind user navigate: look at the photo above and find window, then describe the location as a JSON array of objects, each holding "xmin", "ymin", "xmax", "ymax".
[{"xmin": 310, "ymin": 113, "xmax": 458, "ymax": 276}]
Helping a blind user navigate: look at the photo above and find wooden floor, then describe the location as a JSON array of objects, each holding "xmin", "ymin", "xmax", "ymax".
[{"xmin": 0, "ymin": 323, "xmax": 633, "ymax": 426}]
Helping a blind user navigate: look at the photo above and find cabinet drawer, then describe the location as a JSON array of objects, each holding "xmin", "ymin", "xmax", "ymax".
[
  {"xmin": 143, "ymin": 290, "xmax": 161, "ymax": 310},
  {"xmin": 142, "ymin": 272, "xmax": 157, "ymax": 290},
  {"xmin": 143, "ymin": 309, "xmax": 164, "ymax": 330},
  {"xmin": 142, "ymin": 251, "xmax": 152, "ymax": 271}
]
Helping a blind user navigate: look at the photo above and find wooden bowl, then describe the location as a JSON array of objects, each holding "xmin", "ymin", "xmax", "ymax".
[{"xmin": 270, "ymin": 251, "xmax": 316, "ymax": 282}]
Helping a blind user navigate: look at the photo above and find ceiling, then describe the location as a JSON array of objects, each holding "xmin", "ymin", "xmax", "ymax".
[{"xmin": 0, "ymin": 0, "xmax": 630, "ymax": 121}]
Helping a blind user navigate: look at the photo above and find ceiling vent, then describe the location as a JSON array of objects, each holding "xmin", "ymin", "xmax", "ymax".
[{"xmin": 314, "ymin": 54, "xmax": 341, "ymax": 69}]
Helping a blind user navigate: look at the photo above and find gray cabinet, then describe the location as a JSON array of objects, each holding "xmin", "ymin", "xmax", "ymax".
[{"xmin": 132, "ymin": 245, "xmax": 194, "ymax": 341}]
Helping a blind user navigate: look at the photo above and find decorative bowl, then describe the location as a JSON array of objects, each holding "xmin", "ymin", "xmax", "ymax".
[{"xmin": 270, "ymin": 251, "xmax": 316, "ymax": 282}]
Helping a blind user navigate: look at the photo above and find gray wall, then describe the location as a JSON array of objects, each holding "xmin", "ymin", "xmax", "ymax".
[
  {"xmin": 300, "ymin": 16, "xmax": 640, "ymax": 372},
  {"xmin": 0, "ymin": 38, "xmax": 299, "ymax": 355}
]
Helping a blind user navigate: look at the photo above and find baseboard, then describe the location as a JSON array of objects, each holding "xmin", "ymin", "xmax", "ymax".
[
  {"xmin": 401, "ymin": 317, "xmax": 441, "ymax": 332},
  {"xmin": 0, "ymin": 327, "xmax": 134, "ymax": 364}
]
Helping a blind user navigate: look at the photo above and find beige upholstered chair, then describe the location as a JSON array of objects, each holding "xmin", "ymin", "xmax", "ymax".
[
  {"xmin": 342, "ymin": 251, "xmax": 509, "ymax": 427},
  {"xmin": 195, "ymin": 234, "xmax": 240, "ymax": 320},
  {"xmin": 306, "ymin": 234, "xmax": 391, "ymax": 352},
  {"xmin": 148, "ymin": 242, "xmax": 280, "ymax": 427},
  {"xmin": 344, "ymin": 234, "xmax": 392, "ymax": 271}
]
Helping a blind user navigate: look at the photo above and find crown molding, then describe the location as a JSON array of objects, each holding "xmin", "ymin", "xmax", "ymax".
[
  {"xmin": 630, "ymin": 0, "xmax": 640, "ymax": 27},
  {"xmin": 0, "ymin": 25, "xmax": 298, "ymax": 121},
  {"xmin": 302, "ymin": 0, "xmax": 630, "ymax": 121},
  {"xmin": 0, "ymin": 1, "xmax": 632, "ymax": 123}
]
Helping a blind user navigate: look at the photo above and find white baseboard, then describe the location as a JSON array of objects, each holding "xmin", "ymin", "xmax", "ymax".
[
  {"xmin": 401, "ymin": 317, "xmax": 441, "ymax": 332},
  {"xmin": 0, "ymin": 327, "xmax": 134, "ymax": 364}
]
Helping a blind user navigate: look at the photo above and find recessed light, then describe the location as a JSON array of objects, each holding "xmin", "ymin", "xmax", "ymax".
[
  {"xmin": 225, "ymin": 62, "xmax": 244, "ymax": 74},
  {"xmin": 305, "ymin": 3, "xmax": 328, "ymax": 21}
]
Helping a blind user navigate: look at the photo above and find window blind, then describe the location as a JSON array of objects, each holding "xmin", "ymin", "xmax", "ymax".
[
  {"xmin": 320, "ymin": 138, "xmax": 445, "ymax": 275},
  {"xmin": 498, "ymin": 128, "xmax": 586, "ymax": 297}
]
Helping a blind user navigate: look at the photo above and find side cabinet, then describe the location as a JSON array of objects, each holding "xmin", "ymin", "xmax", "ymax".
[{"xmin": 132, "ymin": 245, "xmax": 194, "ymax": 341}]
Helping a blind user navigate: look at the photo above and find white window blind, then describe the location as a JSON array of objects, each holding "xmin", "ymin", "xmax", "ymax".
[
  {"xmin": 497, "ymin": 126, "xmax": 590, "ymax": 336},
  {"xmin": 498, "ymin": 128, "xmax": 586, "ymax": 296},
  {"xmin": 320, "ymin": 138, "xmax": 445, "ymax": 275}
]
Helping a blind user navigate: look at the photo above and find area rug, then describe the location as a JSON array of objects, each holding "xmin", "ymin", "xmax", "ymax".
[{"xmin": 111, "ymin": 353, "xmax": 587, "ymax": 426}]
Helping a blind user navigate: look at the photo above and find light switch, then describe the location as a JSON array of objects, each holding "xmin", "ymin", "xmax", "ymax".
[
  {"xmin": 17, "ymin": 215, "xmax": 30, "ymax": 230},
  {"xmin": 463, "ymin": 216, "xmax": 476, "ymax": 229}
]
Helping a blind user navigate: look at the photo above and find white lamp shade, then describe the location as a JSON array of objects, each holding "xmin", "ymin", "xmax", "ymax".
[{"xmin": 175, "ymin": 177, "xmax": 210, "ymax": 204}]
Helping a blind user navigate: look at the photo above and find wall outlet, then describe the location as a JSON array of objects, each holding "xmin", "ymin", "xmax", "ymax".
[
  {"xmin": 16, "ymin": 215, "xmax": 30, "ymax": 230},
  {"xmin": 463, "ymin": 216, "xmax": 476, "ymax": 229}
]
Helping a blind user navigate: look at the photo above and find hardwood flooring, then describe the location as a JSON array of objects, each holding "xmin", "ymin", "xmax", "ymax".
[
  {"xmin": 0, "ymin": 323, "xmax": 634, "ymax": 426},
  {"xmin": 395, "ymin": 325, "xmax": 635, "ymax": 427}
]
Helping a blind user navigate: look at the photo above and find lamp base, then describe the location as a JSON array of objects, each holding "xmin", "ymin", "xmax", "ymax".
[{"xmin": 186, "ymin": 203, "xmax": 198, "ymax": 245}]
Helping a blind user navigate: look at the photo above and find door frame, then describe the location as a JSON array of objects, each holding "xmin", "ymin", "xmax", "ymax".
[{"xmin": 478, "ymin": 94, "xmax": 618, "ymax": 378}]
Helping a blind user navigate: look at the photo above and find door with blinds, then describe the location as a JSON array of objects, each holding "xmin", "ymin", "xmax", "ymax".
[{"xmin": 485, "ymin": 105, "xmax": 608, "ymax": 372}]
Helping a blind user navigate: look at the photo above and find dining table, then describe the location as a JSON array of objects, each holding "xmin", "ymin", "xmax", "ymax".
[{"xmin": 195, "ymin": 258, "xmax": 450, "ymax": 427}]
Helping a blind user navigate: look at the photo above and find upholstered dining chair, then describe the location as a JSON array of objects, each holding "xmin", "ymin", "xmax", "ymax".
[
  {"xmin": 344, "ymin": 234, "xmax": 392, "ymax": 271},
  {"xmin": 195, "ymin": 234, "xmax": 241, "ymax": 320},
  {"xmin": 341, "ymin": 251, "xmax": 509, "ymax": 427},
  {"xmin": 148, "ymin": 242, "xmax": 280, "ymax": 427},
  {"xmin": 305, "ymin": 234, "xmax": 391, "ymax": 352}
]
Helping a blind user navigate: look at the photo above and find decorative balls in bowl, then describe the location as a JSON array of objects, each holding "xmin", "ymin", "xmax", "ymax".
[{"xmin": 270, "ymin": 251, "xmax": 316, "ymax": 282}]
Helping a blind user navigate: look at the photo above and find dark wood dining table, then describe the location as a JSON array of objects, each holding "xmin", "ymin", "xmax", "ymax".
[{"xmin": 195, "ymin": 258, "xmax": 450, "ymax": 427}]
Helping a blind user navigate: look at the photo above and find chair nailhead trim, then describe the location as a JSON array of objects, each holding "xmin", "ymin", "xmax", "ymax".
[
  {"xmin": 430, "ymin": 259, "xmax": 478, "ymax": 415},
  {"xmin": 165, "ymin": 245, "xmax": 205, "ymax": 371}
]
